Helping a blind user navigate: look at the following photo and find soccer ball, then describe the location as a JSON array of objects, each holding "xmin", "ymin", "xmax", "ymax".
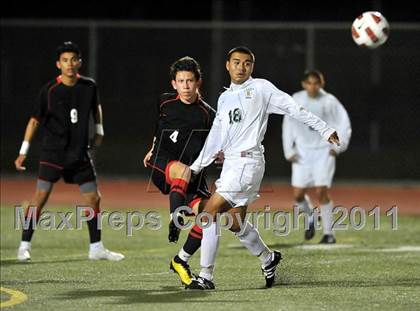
[{"xmin": 351, "ymin": 11, "xmax": 390, "ymax": 49}]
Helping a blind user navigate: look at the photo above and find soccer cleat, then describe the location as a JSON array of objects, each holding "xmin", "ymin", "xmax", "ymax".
[
  {"xmin": 89, "ymin": 248, "xmax": 125, "ymax": 261},
  {"xmin": 17, "ymin": 247, "xmax": 31, "ymax": 262},
  {"xmin": 185, "ymin": 276, "xmax": 215, "ymax": 290},
  {"xmin": 261, "ymin": 251, "xmax": 282, "ymax": 288},
  {"xmin": 304, "ymin": 216, "xmax": 315, "ymax": 240},
  {"xmin": 319, "ymin": 234, "xmax": 336, "ymax": 244},
  {"xmin": 170, "ymin": 255, "xmax": 193, "ymax": 285},
  {"xmin": 168, "ymin": 216, "xmax": 184, "ymax": 243}
]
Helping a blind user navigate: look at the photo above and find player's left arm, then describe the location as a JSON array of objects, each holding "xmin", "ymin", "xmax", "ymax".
[
  {"xmin": 264, "ymin": 80, "xmax": 340, "ymax": 146},
  {"xmin": 282, "ymin": 115, "xmax": 298, "ymax": 161},
  {"xmin": 92, "ymin": 85, "xmax": 104, "ymax": 147},
  {"xmin": 330, "ymin": 99, "xmax": 352, "ymax": 155}
]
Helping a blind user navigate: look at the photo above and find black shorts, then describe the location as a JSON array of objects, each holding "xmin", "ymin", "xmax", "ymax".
[
  {"xmin": 38, "ymin": 151, "xmax": 96, "ymax": 185},
  {"xmin": 146, "ymin": 155, "xmax": 210, "ymax": 203}
]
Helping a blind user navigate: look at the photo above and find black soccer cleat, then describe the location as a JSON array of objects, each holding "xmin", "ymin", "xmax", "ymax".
[
  {"xmin": 319, "ymin": 234, "xmax": 336, "ymax": 244},
  {"xmin": 261, "ymin": 251, "xmax": 282, "ymax": 288},
  {"xmin": 168, "ymin": 215, "xmax": 184, "ymax": 243},
  {"xmin": 304, "ymin": 217, "xmax": 315, "ymax": 240},
  {"xmin": 185, "ymin": 276, "xmax": 215, "ymax": 290}
]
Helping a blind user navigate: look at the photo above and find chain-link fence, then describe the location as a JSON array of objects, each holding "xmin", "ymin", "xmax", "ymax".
[{"xmin": 1, "ymin": 20, "xmax": 419, "ymax": 179}]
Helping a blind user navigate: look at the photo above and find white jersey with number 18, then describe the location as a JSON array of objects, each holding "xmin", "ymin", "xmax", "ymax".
[{"xmin": 190, "ymin": 77, "xmax": 336, "ymax": 173}]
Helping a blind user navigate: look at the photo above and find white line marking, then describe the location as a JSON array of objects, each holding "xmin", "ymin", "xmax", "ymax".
[
  {"xmin": 294, "ymin": 244, "xmax": 354, "ymax": 250},
  {"xmin": 372, "ymin": 246, "xmax": 420, "ymax": 252}
]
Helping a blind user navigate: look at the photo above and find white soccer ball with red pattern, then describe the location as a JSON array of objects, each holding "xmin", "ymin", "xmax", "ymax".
[{"xmin": 351, "ymin": 11, "xmax": 390, "ymax": 49}]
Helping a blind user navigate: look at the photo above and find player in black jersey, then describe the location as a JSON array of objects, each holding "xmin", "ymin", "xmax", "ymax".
[
  {"xmin": 15, "ymin": 41, "xmax": 124, "ymax": 262},
  {"xmin": 143, "ymin": 56, "xmax": 215, "ymax": 286}
]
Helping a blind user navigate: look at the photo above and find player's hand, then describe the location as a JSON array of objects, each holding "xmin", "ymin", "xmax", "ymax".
[
  {"xmin": 328, "ymin": 131, "xmax": 340, "ymax": 146},
  {"xmin": 168, "ymin": 215, "xmax": 184, "ymax": 243},
  {"xmin": 143, "ymin": 149, "xmax": 153, "ymax": 167},
  {"xmin": 15, "ymin": 154, "xmax": 27, "ymax": 171},
  {"xmin": 287, "ymin": 154, "xmax": 299, "ymax": 163},
  {"xmin": 329, "ymin": 149, "xmax": 338, "ymax": 157},
  {"xmin": 92, "ymin": 134, "xmax": 103, "ymax": 148},
  {"xmin": 214, "ymin": 150, "xmax": 225, "ymax": 164}
]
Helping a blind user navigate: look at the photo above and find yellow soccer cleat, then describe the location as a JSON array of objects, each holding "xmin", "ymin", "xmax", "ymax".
[{"xmin": 169, "ymin": 255, "xmax": 193, "ymax": 285}]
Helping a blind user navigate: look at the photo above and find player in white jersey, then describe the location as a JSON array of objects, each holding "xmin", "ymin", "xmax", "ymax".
[
  {"xmin": 282, "ymin": 70, "xmax": 351, "ymax": 244},
  {"xmin": 185, "ymin": 47, "xmax": 340, "ymax": 290}
]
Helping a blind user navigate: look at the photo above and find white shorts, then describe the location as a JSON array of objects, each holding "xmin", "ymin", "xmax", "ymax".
[
  {"xmin": 215, "ymin": 157, "xmax": 265, "ymax": 208},
  {"xmin": 291, "ymin": 146, "xmax": 335, "ymax": 188}
]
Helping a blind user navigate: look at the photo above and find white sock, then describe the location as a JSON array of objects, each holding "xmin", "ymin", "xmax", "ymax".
[
  {"xmin": 259, "ymin": 249, "xmax": 273, "ymax": 268},
  {"xmin": 89, "ymin": 241, "xmax": 104, "ymax": 252},
  {"xmin": 178, "ymin": 248, "xmax": 191, "ymax": 262},
  {"xmin": 19, "ymin": 241, "xmax": 31, "ymax": 250},
  {"xmin": 235, "ymin": 221, "xmax": 271, "ymax": 266},
  {"xmin": 199, "ymin": 267, "xmax": 215, "ymax": 282},
  {"xmin": 320, "ymin": 201, "xmax": 334, "ymax": 235},
  {"xmin": 199, "ymin": 223, "xmax": 219, "ymax": 281}
]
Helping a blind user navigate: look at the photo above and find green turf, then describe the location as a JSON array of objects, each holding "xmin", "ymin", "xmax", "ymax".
[{"xmin": 1, "ymin": 205, "xmax": 420, "ymax": 310}]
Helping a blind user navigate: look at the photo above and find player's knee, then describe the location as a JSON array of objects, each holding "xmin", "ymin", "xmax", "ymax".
[
  {"xmin": 170, "ymin": 162, "xmax": 191, "ymax": 180},
  {"xmin": 293, "ymin": 188, "xmax": 306, "ymax": 202},
  {"xmin": 316, "ymin": 187, "xmax": 329, "ymax": 203},
  {"xmin": 36, "ymin": 179, "xmax": 53, "ymax": 194}
]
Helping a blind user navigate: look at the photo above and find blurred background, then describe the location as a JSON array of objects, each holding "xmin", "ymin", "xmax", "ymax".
[{"xmin": 1, "ymin": 0, "xmax": 420, "ymax": 180}]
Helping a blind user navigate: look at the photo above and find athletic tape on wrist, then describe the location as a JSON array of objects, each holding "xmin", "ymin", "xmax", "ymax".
[
  {"xmin": 95, "ymin": 124, "xmax": 104, "ymax": 136},
  {"xmin": 19, "ymin": 141, "xmax": 30, "ymax": 155}
]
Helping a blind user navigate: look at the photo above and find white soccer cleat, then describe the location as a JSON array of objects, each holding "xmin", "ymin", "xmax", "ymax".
[
  {"xmin": 88, "ymin": 248, "xmax": 125, "ymax": 261},
  {"xmin": 17, "ymin": 247, "xmax": 31, "ymax": 262}
]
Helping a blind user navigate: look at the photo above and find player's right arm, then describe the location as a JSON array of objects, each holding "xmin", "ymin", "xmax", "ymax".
[
  {"xmin": 144, "ymin": 94, "xmax": 166, "ymax": 168},
  {"xmin": 15, "ymin": 117, "xmax": 39, "ymax": 171},
  {"xmin": 143, "ymin": 136, "xmax": 156, "ymax": 167},
  {"xmin": 190, "ymin": 110, "xmax": 223, "ymax": 174},
  {"xmin": 15, "ymin": 86, "xmax": 47, "ymax": 171}
]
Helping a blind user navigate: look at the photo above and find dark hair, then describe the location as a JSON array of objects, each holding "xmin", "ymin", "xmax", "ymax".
[
  {"xmin": 170, "ymin": 56, "xmax": 202, "ymax": 81},
  {"xmin": 302, "ymin": 70, "xmax": 325, "ymax": 85},
  {"xmin": 56, "ymin": 41, "xmax": 82, "ymax": 60},
  {"xmin": 227, "ymin": 46, "xmax": 255, "ymax": 62}
]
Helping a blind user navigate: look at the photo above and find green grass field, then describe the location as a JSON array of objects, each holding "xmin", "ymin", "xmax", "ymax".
[{"xmin": 1, "ymin": 205, "xmax": 420, "ymax": 310}]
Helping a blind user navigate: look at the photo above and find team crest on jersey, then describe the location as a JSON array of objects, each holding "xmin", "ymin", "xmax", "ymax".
[{"xmin": 245, "ymin": 88, "xmax": 254, "ymax": 99}]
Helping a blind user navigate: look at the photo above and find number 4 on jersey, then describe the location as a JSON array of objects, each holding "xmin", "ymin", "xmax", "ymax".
[{"xmin": 169, "ymin": 130, "xmax": 179, "ymax": 143}]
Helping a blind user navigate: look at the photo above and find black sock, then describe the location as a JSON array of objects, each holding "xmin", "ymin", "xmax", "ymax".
[
  {"xmin": 169, "ymin": 192, "xmax": 186, "ymax": 215},
  {"xmin": 21, "ymin": 207, "xmax": 39, "ymax": 242},
  {"xmin": 87, "ymin": 216, "xmax": 101, "ymax": 243},
  {"xmin": 169, "ymin": 178, "xmax": 188, "ymax": 215},
  {"xmin": 182, "ymin": 224, "xmax": 202, "ymax": 256},
  {"xmin": 21, "ymin": 217, "xmax": 35, "ymax": 242}
]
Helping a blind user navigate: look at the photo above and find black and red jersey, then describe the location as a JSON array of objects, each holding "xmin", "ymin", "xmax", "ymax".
[
  {"xmin": 152, "ymin": 93, "xmax": 215, "ymax": 165},
  {"xmin": 32, "ymin": 75, "xmax": 100, "ymax": 165}
]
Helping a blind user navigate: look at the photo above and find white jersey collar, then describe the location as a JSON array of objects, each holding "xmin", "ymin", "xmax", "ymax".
[{"xmin": 228, "ymin": 77, "xmax": 253, "ymax": 91}]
